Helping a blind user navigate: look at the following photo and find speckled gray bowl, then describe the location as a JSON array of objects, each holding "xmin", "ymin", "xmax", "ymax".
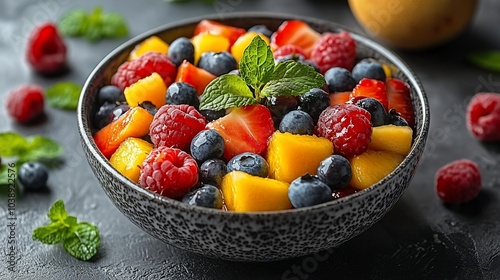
[{"xmin": 77, "ymin": 12, "xmax": 429, "ymax": 262}]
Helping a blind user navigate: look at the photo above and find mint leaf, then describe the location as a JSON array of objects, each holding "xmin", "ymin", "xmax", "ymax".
[
  {"xmin": 63, "ymin": 222, "xmax": 100, "ymax": 261},
  {"xmin": 46, "ymin": 82, "xmax": 82, "ymax": 110},
  {"xmin": 0, "ymin": 132, "xmax": 28, "ymax": 158},
  {"xmin": 200, "ymin": 75, "xmax": 257, "ymax": 110},
  {"xmin": 24, "ymin": 136, "xmax": 64, "ymax": 162},
  {"xmin": 33, "ymin": 222, "xmax": 68, "ymax": 245},
  {"xmin": 468, "ymin": 51, "xmax": 500, "ymax": 72},
  {"xmin": 47, "ymin": 199, "xmax": 68, "ymax": 222},
  {"xmin": 239, "ymin": 36, "xmax": 274, "ymax": 90},
  {"xmin": 0, "ymin": 164, "xmax": 8, "ymax": 186},
  {"xmin": 58, "ymin": 10, "xmax": 88, "ymax": 37},
  {"xmin": 101, "ymin": 13, "xmax": 129, "ymax": 38},
  {"xmin": 261, "ymin": 61, "xmax": 325, "ymax": 97}
]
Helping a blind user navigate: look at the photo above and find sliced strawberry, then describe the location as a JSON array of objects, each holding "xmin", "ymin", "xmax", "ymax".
[
  {"xmin": 194, "ymin": 20, "xmax": 246, "ymax": 46},
  {"xmin": 329, "ymin": 91, "xmax": 351, "ymax": 106},
  {"xmin": 175, "ymin": 60, "xmax": 217, "ymax": 95},
  {"xmin": 270, "ymin": 20, "xmax": 321, "ymax": 57},
  {"xmin": 207, "ymin": 104, "xmax": 274, "ymax": 161},
  {"xmin": 386, "ymin": 78, "xmax": 415, "ymax": 128},
  {"xmin": 350, "ymin": 78, "xmax": 388, "ymax": 110}
]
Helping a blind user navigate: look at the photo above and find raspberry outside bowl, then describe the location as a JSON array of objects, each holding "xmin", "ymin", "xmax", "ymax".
[{"xmin": 77, "ymin": 12, "xmax": 429, "ymax": 261}]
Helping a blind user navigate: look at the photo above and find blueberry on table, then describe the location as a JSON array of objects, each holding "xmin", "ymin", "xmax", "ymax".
[
  {"xmin": 18, "ymin": 162, "xmax": 48, "ymax": 191},
  {"xmin": 199, "ymin": 159, "xmax": 227, "ymax": 187},
  {"xmin": 166, "ymin": 82, "xmax": 199, "ymax": 109},
  {"xmin": 279, "ymin": 110, "xmax": 314, "ymax": 135},
  {"xmin": 324, "ymin": 67, "xmax": 356, "ymax": 92},
  {"xmin": 354, "ymin": 97, "xmax": 388, "ymax": 127},
  {"xmin": 317, "ymin": 155, "xmax": 352, "ymax": 190},
  {"xmin": 182, "ymin": 184, "xmax": 223, "ymax": 209},
  {"xmin": 227, "ymin": 152, "xmax": 269, "ymax": 178},
  {"xmin": 190, "ymin": 129, "xmax": 225, "ymax": 163},
  {"xmin": 168, "ymin": 37, "xmax": 195, "ymax": 67},
  {"xmin": 96, "ymin": 85, "xmax": 125, "ymax": 107},
  {"xmin": 387, "ymin": 109, "xmax": 409, "ymax": 126},
  {"xmin": 197, "ymin": 51, "xmax": 237, "ymax": 76},
  {"xmin": 352, "ymin": 59, "xmax": 386, "ymax": 82},
  {"xmin": 288, "ymin": 174, "xmax": 332, "ymax": 208},
  {"xmin": 248, "ymin": 24, "xmax": 273, "ymax": 38},
  {"xmin": 298, "ymin": 88, "xmax": 330, "ymax": 122},
  {"xmin": 199, "ymin": 109, "xmax": 226, "ymax": 122}
]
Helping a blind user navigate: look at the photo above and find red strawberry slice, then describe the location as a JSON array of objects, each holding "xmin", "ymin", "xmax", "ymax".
[
  {"xmin": 351, "ymin": 78, "xmax": 389, "ymax": 110},
  {"xmin": 271, "ymin": 20, "xmax": 320, "ymax": 57},
  {"xmin": 207, "ymin": 104, "xmax": 274, "ymax": 160},
  {"xmin": 194, "ymin": 20, "xmax": 246, "ymax": 46},
  {"xmin": 329, "ymin": 91, "xmax": 351, "ymax": 106},
  {"xmin": 386, "ymin": 78, "xmax": 415, "ymax": 128}
]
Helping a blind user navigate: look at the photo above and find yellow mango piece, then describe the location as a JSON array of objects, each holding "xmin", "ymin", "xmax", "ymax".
[
  {"xmin": 369, "ymin": 125, "xmax": 413, "ymax": 156},
  {"xmin": 230, "ymin": 32, "xmax": 270, "ymax": 62},
  {"xmin": 221, "ymin": 171, "xmax": 292, "ymax": 212},
  {"xmin": 124, "ymin": 72, "xmax": 167, "ymax": 108},
  {"xmin": 382, "ymin": 64, "xmax": 392, "ymax": 78},
  {"xmin": 129, "ymin": 36, "xmax": 169, "ymax": 60},
  {"xmin": 191, "ymin": 33, "xmax": 230, "ymax": 64},
  {"xmin": 349, "ymin": 150, "xmax": 404, "ymax": 190},
  {"xmin": 110, "ymin": 138, "xmax": 153, "ymax": 183},
  {"xmin": 267, "ymin": 131, "xmax": 333, "ymax": 183}
]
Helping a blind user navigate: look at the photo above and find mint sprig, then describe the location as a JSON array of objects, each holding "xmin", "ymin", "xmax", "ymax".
[
  {"xmin": 46, "ymin": 82, "xmax": 82, "ymax": 110},
  {"xmin": 200, "ymin": 36, "xmax": 325, "ymax": 111},
  {"xmin": 33, "ymin": 200, "xmax": 100, "ymax": 261},
  {"xmin": 0, "ymin": 132, "xmax": 63, "ymax": 163},
  {"xmin": 468, "ymin": 51, "xmax": 500, "ymax": 72}
]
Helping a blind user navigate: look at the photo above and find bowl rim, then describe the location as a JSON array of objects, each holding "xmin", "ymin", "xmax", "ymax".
[{"xmin": 77, "ymin": 11, "xmax": 430, "ymax": 218}]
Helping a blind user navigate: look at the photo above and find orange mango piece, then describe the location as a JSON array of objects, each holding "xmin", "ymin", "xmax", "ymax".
[
  {"xmin": 129, "ymin": 36, "xmax": 169, "ymax": 61},
  {"xmin": 109, "ymin": 137, "xmax": 153, "ymax": 183},
  {"xmin": 124, "ymin": 72, "xmax": 167, "ymax": 108}
]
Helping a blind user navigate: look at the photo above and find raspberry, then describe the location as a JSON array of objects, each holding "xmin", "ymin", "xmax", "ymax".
[
  {"xmin": 316, "ymin": 104, "xmax": 372, "ymax": 157},
  {"xmin": 139, "ymin": 146, "xmax": 198, "ymax": 198},
  {"xmin": 150, "ymin": 104, "xmax": 207, "ymax": 150},
  {"xmin": 6, "ymin": 85, "xmax": 45, "ymax": 123},
  {"xmin": 435, "ymin": 159, "xmax": 481, "ymax": 204},
  {"xmin": 466, "ymin": 92, "xmax": 500, "ymax": 141},
  {"xmin": 273, "ymin": 44, "xmax": 307, "ymax": 59},
  {"xmin": 309, "ymin": 31, "xmax": 356, "ymax": 74},
  {"xmin": 111, "ymin": 52, "xmax": 177, "ymax": 90},
  {"xmin": 26, "ymin": 23, "xmax": 67, "ymax": 74}
]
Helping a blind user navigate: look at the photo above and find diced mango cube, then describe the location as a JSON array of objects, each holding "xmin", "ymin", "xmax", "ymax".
[
  {"xmin": 349, "ymin": 149, "xmax": 404, "ymax": 190},
  {"xmin": 124, "ymin": 72, "xmax": 167, "ymax": 108},
  {"xmin": 369, "ymin": 125, "xmax": 413, "ymax": 156},
  {"xmin": 110, "ymin": 137, "xmax": 153, "ymax": 183}
]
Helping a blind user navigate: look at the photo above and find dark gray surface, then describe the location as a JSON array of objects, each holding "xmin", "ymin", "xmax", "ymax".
[{"xmin": 1, "ymin": 0, "xmax": 499, "ymax": 279}]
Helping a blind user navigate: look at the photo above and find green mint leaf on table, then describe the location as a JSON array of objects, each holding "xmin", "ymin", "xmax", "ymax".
[
  {"xmin": 199, "ymin": 75, "xmax": 257, "ymax": 111},
  {"xmin": 468, "ymin": 51, "xmax": 500, "ymax": 72},
  {"xmin": 101, "ymin": 13, "xmax": 129, "ymax": 38},
  {"xmin": 46, "ymin": 82, "xmax": 82, "ymax": 110},
  {"xmin": 0, "ymin": 164, "xmax": 8, "ymax": 186},
  {"xmin": 0, "ymin": 132, "xmax": 63, "ymax": 163},
  {"xmin": 58, "ymin": 10, "xmax": 88, "ymax": 37},
  {"xmin": 239, "ymin": 36, "xmax": 275, "ymax": 90},
  {"xmin": 33, "ymin": 200, "xmax": 100, "ymax": 261}
]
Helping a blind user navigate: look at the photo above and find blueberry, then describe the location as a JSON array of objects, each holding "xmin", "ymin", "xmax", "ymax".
[
  {"xmin": 288, "ymin": 174, "xmax": 332, "ymax": 208},
  {"xmin": 317, "ymin": 155, "xmax": 352, "ymax": 190},
  {"xmin": 139, "ymin": 101, "xmax": 158, "ymax": 116},
  {"xmin": 190, "ymin": 130, "xmax": 225, "ymax": 163},
  {"xmin": 227, "ymin": 152, "xmax": 269, "ymax": 178},
  {"xmin": 298, "ymin": 88, "xmax": 330, "ymax": 122},
  {"xmin": 168, "ymin": 37, "xmax": 195, "ymax": 67},
  {"xmin": 228, "ymin": 69, "xmax": 240, "ymax": 76},
  {"xmin": 199, "ymin": 159, "xmax": 227, "ymax": 187},
  {"xmin": 18, "ymin": 162, "xmax": 48, "ymax": 190},
  {"xmin": 248, "ymin": 25, "xmax": 273, "ymax": 38},
  {"xmin": 352, "ymin": 59, "xmax": 386, "ymax": 82},
  {"xmin": 387, "ymin": 109, "xmax": 409, "ymax": 126},
  {"xmin": 96, "ymin": 85, "xmax": 125, "ymax": 107},
  {"xmin": 198, "ymin": 51, "xmax": 237, "ymax": 76},
  {"xmin": 94, "ymin": 102, "xmax": 118, "ymax": 129},
  {"xmin": 275, "ymin": 54, "xmax": 320, "ymax": 72},
  {"xmin": 200, "ymin": 109, "xmax": 226, "ymax": 122},
  {"xmin": 182, "ymin": 184, "xmax": 223, "ymax": 209},
  {"xmin": 324, "ymin": 67, "xmax": 356, "ymax": 92},
  {"xmin": 354, "ymin": 97, "xmax": 387, "ymax": 127},
  {"xmin": 265, "ymin": 96, "xmax": 299, "ymax": 129},
  {"xmin": 166, "ymin": 82, "xmax": 199, "ymax": 109},
  {"xmin": 110, "ymin": 104, "xmax": 130, "ymax": 123},
  {"xmin": 279, "ymin": 110, "xmax": 314, "ymax": 135}
]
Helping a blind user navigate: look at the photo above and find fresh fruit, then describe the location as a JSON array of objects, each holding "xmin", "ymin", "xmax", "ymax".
[
  {"xmin": 111, "ymin": 52, "xmax": 177, "ymax": 91},
  {"xmin": 199, "ymin": 158, "xmax": 227, "ymax": 187},
  {"xmin": 207, "ymin": 104, "xmax": 274, "ymax": 160},
  {"xmin": 349, "ymin": 150, "xmax": 404, "ymax": 190},
  {"xmin": 369, "ymin": 125, "xmax": 413, "ymax": 156},
  {"xmin": 466, "ymin": 92, "xmax": 500, "ymax": 141},
  {"xmin": 26, "ymin": 23, "xmax": 67, "ymax": 74},
  {"xmin": 129, "ymin": 36, "xmax": 169, "ymax": 61},
  {"xmin": 139, "ymin": 146, "xmax": 198, "ymax": 198},
  {"xmin": 231, "ymin": 32, "xmax": 270, "ymax": 62},
  {"xmin": 354, "ymin": 97, "xmax": 387, "ymax": 127},
  {"xmin": 139, "ymin": 101, "xmax": 158, "ymax": 116},
  {"xmin": 248, "ymin": 24, "xmax": 273, "ymax": 38},
  {"xmin": 175, "ymin": 60, "xmax": 217, "ymax": 95},
  {"xmin": 298, "ymin": 88, "xmax": 330, "ymax": 122},
  {"xmin": 109, "ymin": 137, "xmax": 153, "ymax": 183},
  {"xmin": 329, "ymin": 91, "xmax": 351, "ymax": 106},
  {"xmin": 182, "ymin": 184, "xmax": 223, "ymax": 209},
  {"xmin": 270, "ymin": 20, "xmax": 321, "ymax": 56},
  {"xmin": 198, "ymin": 51, "xmax": 237, "ymax": 76},
  {"xmin": 265, "ymin": 96, "xmax": 299, "ymax": 129},
  {"xmin": 124, "ymin": 72, "xmax": 167, "ymax": 108},
  {"xmin": 191, "ymin": 33, "xmax": 230, "ymax": 64},
  {"xmin": 166, "ymin": 82, "xmax": 199, "ymax": 108},
  {"xmin": 94, "ymin": 102, "xmax": 118, "ymax": 129},
  {"xmin": 351, "ymin": 78, "xmax": 389, "ymax": 111},
  {"xmin": 199, "ymin": 109, "xmax": 226, "ymax": 122},
  {"xmin": 267, "ymin": 131, "xmax": 333, "ymax": 183},
  {"xmin": 109, "ymin": 104, "xmax": 130, "ymax": 123},
  {"xmin": 18, "ymin": 162, "xmax": 48, "ymax": 190},
  {"xmin": 221, "ymin": 171, "xmax": 292, "ymax": 212},
  {"xmin": 272, "ymin": 44, "xmax": 307, "ymax": 59},
  {"xmin": 190, "ymin": 129, "xmax": 225, "ymax": 163},
  {"xmin": 387, "ymin": 109, "xmax": 409, "ymax": 126},
  {"xmin": 167, "ymin": 37, "xmax": 195, "ymax": 67},
  {"xmin": 288, "ymin": 174, "xmax": 332, "ymax": 208},
  {"xmin": 6, "ymin": 85, "xmax": 45, "ymax": 123},
  {"xmin": 316, "ymin": 104, "xmax": 372, "ymax": 157},
  {"xmin": 332, "ymin": 186, "xmax": 358, "ymax": 200},
  {"xmin": 386, "ymin": 78, "xmax": 415, "ymax": 128},
  {"xmin": 194, "ymin": 20, "xmax": 246, "ymax": 46},
  {"xmin": 96, "ymin": 85, "xmax": 125, "ymax": 107},
  {"xmin": 94, "ymin": 107, "xmax": 154, "ymax": 158},
  {"xmin": 149, "ymin": 104, "xmax": 207, "ymax": 150},
  {"xmin": 309, "ymin": 31, "xmax": 356, "ymax": 74},
  {"xmin": 274, "ymin": 54, "xmax": 320, "ymax": 72},
  {"xmin": 435, "ymin": 159, "xmax": 481, "ymax": 204},
  {"xmin": 317, "ymin": 155, "xmax": 352, "ymax": 190},
  {"xmin": 279, "ymin": 110, "xmax": 314, "ymax": 135},
  {"xmin": 324, "ymin": 67, "xmax": 356, "ymax": 93},
  {"xmin": 227, "ymin": 152, "xmax": 269, "ymax": 178},
  {"xmin": 351, "ymin": 59, "xmax": 386, "ymax": 82}
]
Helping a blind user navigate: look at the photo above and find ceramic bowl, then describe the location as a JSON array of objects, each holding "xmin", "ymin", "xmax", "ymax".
[{"xmin": 77, "ymin": 12, "xmax": 429, "ymax": 262}]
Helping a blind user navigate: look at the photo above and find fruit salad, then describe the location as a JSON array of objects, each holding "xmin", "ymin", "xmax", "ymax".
[{"xmin": 92, "ymin": 19, "xmax": 416, "ymax": 212}]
